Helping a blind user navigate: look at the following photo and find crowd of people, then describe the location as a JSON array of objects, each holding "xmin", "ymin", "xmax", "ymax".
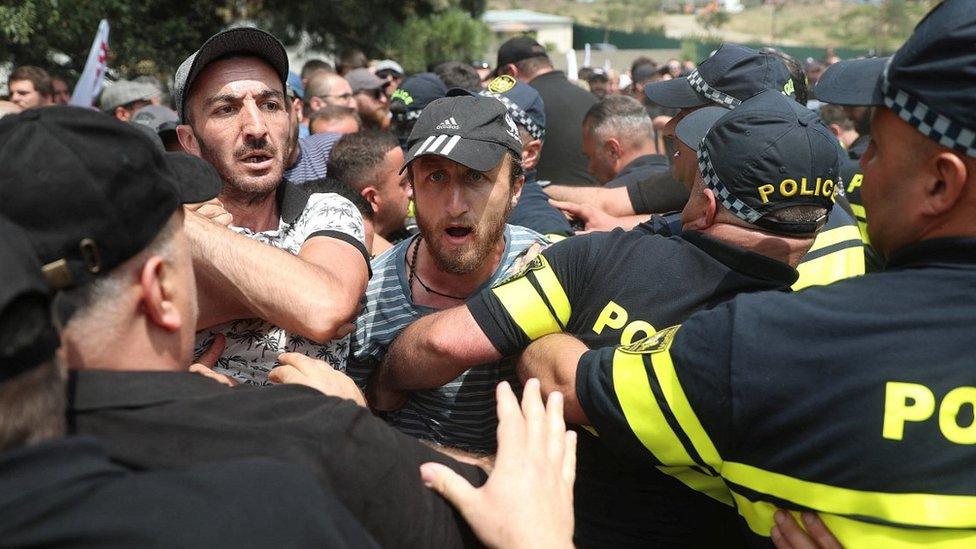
[{"xmin": 1, "ymin": 0, "xmax": 975, "ymax": 546}]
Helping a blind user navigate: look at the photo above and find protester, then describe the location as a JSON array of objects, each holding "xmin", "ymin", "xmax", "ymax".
[
  {"xmin": 132, "ymin": 104, "xmax": 182, "ymax": 152},
  {"xmin": 349, "ymin": 94, "xmax": 548, "ymax": 453},
  {"xmin": 301, "ymin": 58, "xmax": 334, "ymax": 86},
  {"xmin": 434, "ymin": 61, "xmax": 483, "ymax": 92},
  {"xmin": 327, "ymin": 130, "xmax": 411, "ymax": 252},
  {"xmin": 346, "ymin": 68, "xmax": 391, "ymax": 130},
  {"xmin": 374, "ymin": 59, "xmax": 404, "ymax": 97},
  {"xmin": 50, "ymin": 75, "xmax": 71, "ymax": 105},
  {"xmin": 99, "ymin": 79, "xmax": 159, "ymax": 120},
  {"xmin": 7, "ymin": 66, "xmax": 53, "ymax": 110},
  {"xmin": 309, "ymin": 105, "xmax": 361, "ymax": 135},
  {"xmin": 305, "ymin": 70, "xmax": 357, "ymax": 112},
  {"xmin": 579, "ymin": 95, "xmax": 669, "ymax": 187},
  {"xmin": 173, "ymin": 27, "xmax": 369, "ymax": 383},
  {"xmin": 520, "ymin": 3, "xmax": 976, "ymax": 545},
  {"xmin": 497, "ymin": 36, "xmax": 598, "ymax": 186}
]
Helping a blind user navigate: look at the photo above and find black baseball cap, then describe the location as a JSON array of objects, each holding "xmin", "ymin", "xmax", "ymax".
[
  {"xmin": 496, "ymin": 36, "xmax": 549, "ymax": 68},
  {"xmin": 0, "ymin": 106, "xmax": 221, "ymax": 290},
  {"xmin": 645, "ymin": 43, "xmax": 795, "ymax": 109},
  {"xmin": 174, "ymin": 27, "xmax": 289, "ymax": 123},
  {"xmin": 680, "ymin": 90, "xmax": 838, "ymax": 235},
  {"xmin": 401, "ymin": 95, "xmax": 524, "ymax": 173},
  {"xmin": 0, "ymin": 216, "xmax": 58, "ymax": 382},
  {"xmin": 814, "ymin": 0, "xmax": 976, "ymax": 157},
  {"xmin": 391, "ymin": 73, "xmax": 448, "ymax": 122}
]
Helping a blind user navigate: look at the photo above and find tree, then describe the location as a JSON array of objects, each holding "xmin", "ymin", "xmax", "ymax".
[{"xmin": 380, "ymin": 8, "xmax": 491, "ymax": 73}]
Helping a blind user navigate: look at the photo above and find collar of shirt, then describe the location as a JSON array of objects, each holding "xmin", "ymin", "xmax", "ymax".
[
  {"xmin": 885, "ymin": 237, "xmax": 976, "ymax": 271},
  {"xmin": 0, "ymin": 436, "xmax": 124, "ymax": 508},
  {"xmin": 68, "ymin": 370, "xmax": 235, "ymax": 412},
  {"xmin": 682, "ymin": 230, "xmax": 799, "ymax": 286},
  {"xmin": 528, "ymin": 70, "xmax": 567, "ymax": 86},
  {"xmin": 617, "ymin": 154, "xmax": 669, "ymax": 179}
]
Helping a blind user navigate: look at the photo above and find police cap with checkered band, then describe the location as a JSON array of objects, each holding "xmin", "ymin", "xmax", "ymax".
[
  {"xmin": 814, "ymin": 0, "xmax": 976, "ymax": 158},
  {"xmin": 676, "ymin": 90, "xmax": 838, "ymax": 235},
  {"xmin": 401, "ymin": 94, "xmax": 524, "ymax": 174},
  {"xmin": 645, "ymin": 43, "xmax": 795, "ymax": 109}
]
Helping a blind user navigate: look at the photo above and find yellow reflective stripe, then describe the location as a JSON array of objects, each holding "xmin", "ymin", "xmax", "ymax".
[
  {"xmin": 850, "ymin": 204, "xmax": 872, "ymax": 244},
  {"xmin": 732, "ymin": 492, "xmax": 976, "ymax": 547},
  {"xmin": 531, "ymin": 257, "xmax": 572, "ymax": 326},
  {"xmin": 793, "ymin": 245, "xmax": 865, "ymax": 290},
  {"xmin": 612, "ymin": 350, "xmax": 731, "ymax": 505},
  {"xmin": 850, "ymin": 203, "xmax": 867, "ymax": 222},
  {"xmin": 806, "ymin": 224, "xmax": 863, "ymax": 254},
  {"xmin": 649, "ymin": 346, "xmax": 723, "ymax": 468},
  {"xmin": 491, "ymin": 277, "xmax": 561, "ymax": 340},
  {"xmin": 724, "ymin": 461, "xmax": 976, "ymax": 529},
  {"xmin": 545, "ymin": 233, "xmax": 567, "ymax": 242}
]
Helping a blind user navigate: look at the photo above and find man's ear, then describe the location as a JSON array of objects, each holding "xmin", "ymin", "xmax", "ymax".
[
  {"xmin": 925, "ymin": 151, "xmax": 969, "ymax": 217},
  {"xmin": 176, "ymin": 124, "xmax": 201, "ymax": 157},
  {"xmin": 114, "ymin": 106, "xmax": 131, "ymax": 122},
  {"xmin": 682, "ymin": 185, "xmax": 717, "ymax": 230},
  {"xmin": 361, "ymin": 186, "xmax": 381, "ymax": 214},
  {"xmin": 139, "ymin": 256, "xmax": 182, "ymax": 333},
  {"xmin": 522, "ymin": 139, "xmax": 542, "ymax": 171},
  {"xmin": 605, "ymin": 137, "xmax": 622, "ymax": 162},
  {"xmin": 828, "ymin": 123, "xmax": 844, "ymax": 139},
  {"xmin": 309, "ymin": 96, "xmax": 325, "ymax": 112},
  {"xmin": 511, "ymin": 175, "xmax": 525, "ymax": 207},
  {"xmin": 500, "ymin": 64, "xmax": 518, "ymax": 78}
]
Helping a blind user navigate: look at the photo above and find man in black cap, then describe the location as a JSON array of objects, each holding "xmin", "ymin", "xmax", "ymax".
[
  {"xmin": 0, "ymin": 115, "xmax": 376, "ymax": 548},
  {"xmin": 371, "ymin": 89, "xmax": 839, "ymax": 547},
  {"xmin": 0, "ymin": 105, "xmax": 486, "ymax": 548},
  {"xmin": 390, "ymin": 72, "xmax": 449, "ymax": 149},
  {"xmin": 480, "ymin": 74, "xmax": 573, "ymax": 239},
  {"xmin": 497, "ymin": 35, "xmax": 598, "ymax": 187},
  {"xmin": 350, "ymin": 94, "xmax": 548, "ymax": 454},
  {"xmin": 173, "ymin": 27, "xmax": 369, "ymax": 383},
  {"xmin": 521, "ymin": 2, "xmax": 976, "ymax": 545}
]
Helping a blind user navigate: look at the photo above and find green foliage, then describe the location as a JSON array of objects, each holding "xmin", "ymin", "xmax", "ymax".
[
  {"xmin": 822, "ymin": 0, "xmax": 938, "ymax": 54},
  {"xmin": 697, "ymin": 9, "xmax": 730, "ymax": 36},
  {"xmin": 596, "ymin": 0, "xmax": 663, "ymax": 33},
  {"xmin": 381, "ymin": 7, "xmax": 491, "ymax": 74}
]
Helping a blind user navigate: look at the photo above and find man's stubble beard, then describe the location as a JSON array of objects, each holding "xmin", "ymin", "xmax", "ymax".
[
  {"xmin": 197, "ymin": 136, "xmax": 284, "ymax": 207},
  {"xmin": 417, "ymin": 195, "xmax": 512, "ymax": 275}
]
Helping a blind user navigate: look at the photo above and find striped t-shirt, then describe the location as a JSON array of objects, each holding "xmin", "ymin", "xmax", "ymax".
[
  {"xmin": 283, "ymin": 131, "xmax": 341, "ymax": 184},
  {"xmin": 349, "ymin": 225, "xmax": 548, "ymax": 453}
]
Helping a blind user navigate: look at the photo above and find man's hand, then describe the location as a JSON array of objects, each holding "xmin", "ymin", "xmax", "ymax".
[
  {"xmin": 185, "ymin": 198, "xmax": 233, "ymax": 227},
  {"xmin": 269, "ymin": 352, "xmax": 366, "ymax": 407},
  {"xmin": 771, "ymin": 510, "xmax": 843, "ymax": 549},
  {"xmin": 188, "ymin": 334, "xmax": 239, "ymax": 387},
  {"xmin": 550, "ymin": 198, "xmax": 640, "ymax": 233},
  {"xmin": 419, "ymin": 379, "xmax": 576, "ymax": 549}
]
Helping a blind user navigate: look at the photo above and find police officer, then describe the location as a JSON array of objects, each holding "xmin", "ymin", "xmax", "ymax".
[
  {"xmin": 370, "ymin": 90, "xmax": 840, "ymax": 547},
  {"xmin": 642, "ymin": 43, "xmax": 866, "ymax": 290},
  {"xmin": 519, "ymin": 1, "xmax": 976, "ymax": 545}
]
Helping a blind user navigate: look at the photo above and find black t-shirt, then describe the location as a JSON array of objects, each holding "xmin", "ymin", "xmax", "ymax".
[
  {"xmin": 67, "ymin": 371, "xmax": 484, "ymax": 549},
  {"xmin": 626, "ymin": 170, "xmax": 690, "ymax": 214},
  {"xmin": 509, "ymin": 174, "xmax": 574, "ymax": 237},
  {"xmin": 604, "ymin": 154, "xmax": 669, "ymax": 188},
  {"xmin": 529, "ymin": 71, "xmax": 598, "ymax": 186},
  {"xmin": 467, "ymin": 229, "xmax": 797, "ymax": 547},
  {"xmin": 577, "ymin": 237, "xmax": 976, "ymax": 547},
  {"xmin": 0, "ymin": 436, "xmax": 376, "ymax": 548}
]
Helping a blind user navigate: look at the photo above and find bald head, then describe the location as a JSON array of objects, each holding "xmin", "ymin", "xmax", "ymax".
[{"xmin": 306, "ymin": 72, "xmax": 356, "ymax": 113}]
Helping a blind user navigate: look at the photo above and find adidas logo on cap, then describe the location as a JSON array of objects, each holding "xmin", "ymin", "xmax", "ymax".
[{"xmin": 436, "ymin": 117, "xmax": 460, "ymax": 130}]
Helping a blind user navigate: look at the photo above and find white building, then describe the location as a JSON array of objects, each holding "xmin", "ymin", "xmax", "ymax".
[{"xmin": 481, "ymin": 10, "xmax": 575, "ymax": 54}]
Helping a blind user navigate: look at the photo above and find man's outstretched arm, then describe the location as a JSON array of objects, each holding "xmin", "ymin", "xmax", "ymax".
[
  {"xmin": 187, "ymin": 210, "xmax": 367, "ymax": 343},
  {"xmin": 368, "ymin": 305, "xmax": 502, "ymax": 410},
  {"xmin": 517, "ymin": 333, "xmax": 590, "ymax": 425}
]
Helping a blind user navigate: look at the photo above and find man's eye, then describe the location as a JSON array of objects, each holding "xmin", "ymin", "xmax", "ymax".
[
  {"xmin": 215, "ymin": 105, "xmax": 236, "ymax": 115},
  {"xmin": 262, "ymin": 101, "xmax": 281, "ymax": 112},
  {"xmin": 429, "ymin": 171, "xmax": 447, "ymax": 183},
  {"xmin": 467, "ymin": 171, "xmax": 486, "ymax": 183}
]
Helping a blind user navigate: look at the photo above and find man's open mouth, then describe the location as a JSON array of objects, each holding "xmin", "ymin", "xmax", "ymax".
[{"xmin": 445, "ymin": 226, "xmax": 473, "ymax": 238}]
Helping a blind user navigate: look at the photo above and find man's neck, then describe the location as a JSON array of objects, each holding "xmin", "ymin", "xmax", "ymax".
[
  {"xmin": 221, "ymin": 188, "xmax": 280, "ymax": 233},
  {"xmin": 410, "ymin": 235, "xmax": 506, "ymax": 309},
  {"xmin": 613, "ymin": 146, "xmax": 656, "ymax": 178},
  {"xmin": 523, "ymin": 66, "xmax": 554, "ymax": 83},
  {"xmin": 699, "ymin": 223, "xmax": 814, "ymax": 268},
  {"xmin": 60, "ymin": 326, "xmax": 186, "ymax": 374}
]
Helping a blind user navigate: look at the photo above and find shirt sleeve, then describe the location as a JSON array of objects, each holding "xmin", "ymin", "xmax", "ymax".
[
  {"xmin": 575, "ymin": 315, "xmax": 737, "ymax": 506},
  {"xmin": 298, "ymin": 192, "xmax": 370, "ymax": 269},
  {"xmin": 626, "ymin": 173, "xmax": 690, "ymax": 215},
  {"xmin": 466, "ymin": 235, "xmax": 597, "ymax": 357}
]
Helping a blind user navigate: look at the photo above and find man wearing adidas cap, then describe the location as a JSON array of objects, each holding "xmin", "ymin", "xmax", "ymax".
[
  {"xmin": 350, "ymin": 93, "xmax": 548, "ymax": 453},
  {"xmin": 522, "ymin": 2, "xmax": 976, "ymax": 545},
  {"xmin": 373, "ymin": 89, "xmax": 839, "ymax": 547}
]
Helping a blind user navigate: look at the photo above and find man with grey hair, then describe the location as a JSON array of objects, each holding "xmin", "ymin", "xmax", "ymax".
[{"xmin": 580, "ymin": 95, "xmax": 668, "ymax": 187}]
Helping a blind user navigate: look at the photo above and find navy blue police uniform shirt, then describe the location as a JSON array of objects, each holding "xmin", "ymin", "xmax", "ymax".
[
  {"xmin": 509, "ymin": 171, "xmax": 574, "ymax": 238},
  {"xmin": 576, "ymin": 237, "xmax": 976, "ymax": 547},
  {"xmin": 467, "ymin": 228, "xmax": 799, "ymax": 547}
]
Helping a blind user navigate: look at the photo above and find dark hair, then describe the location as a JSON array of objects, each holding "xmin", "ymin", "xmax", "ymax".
[
  {"xmin": 818, "ymin": 104, "xmax": 854, "ymax": 132},
  {"xmin": 337, "ymin": 49, "xmax": 368, "ymax": 75},
  {"xmin": 300, "ymin": 178, "xmax": 373, "ymax": 220},
  {"xmin": 513, "ymin": 56, "xmax": 552, "ymax": 79},
  {"xmin": 761, "ymin": 48, "xmax": 808, "ymax": 105},
  {"xmin": 8, "ymin": 66, "xmax": 53, "ymax": 97},
  {"xmin": 309, "ymin": 105, "xmax": 360, "ymax": 133},
  {"xmin": 630, "ymin": 56, "xmax": 657, "ymax": 75},
  {"xmin": 301, "ymin": 59, "xmax": 334, "ymax": 80},
  {"xmin": 327, "ymin": 130, "xmax": 400, "ymax": 191},
  {"xmin": 434, "ymin": 62, "xmax": 482, "ymax": 92}
]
